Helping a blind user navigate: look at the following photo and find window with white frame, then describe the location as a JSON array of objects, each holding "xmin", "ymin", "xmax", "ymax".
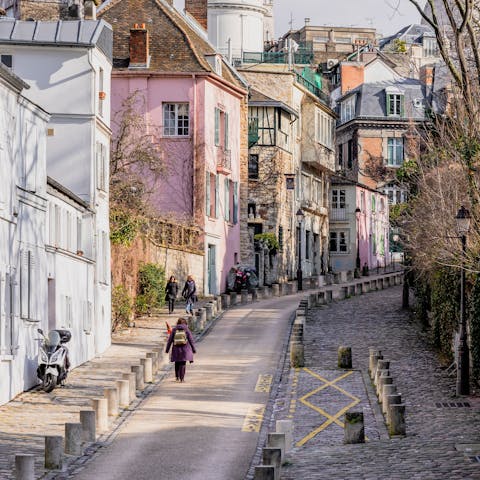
[
  {"xmin": 423, "ymin": 36, "xmax": 438, "ymax": 57},
  {"xmin": 330, "ymin": 230, "xmax": 349, "ymax": 253},
  {"xmin": 315, "ymin": 108, "xmax": 334, "ymax": 149},
  {"xmin": 386, "ymin": 92, "xmax": 404, "ymax": 116},
  {"xmin": 215, "ymin": 107, "xmax": 229, "ymax": 148},
  {"xmin": 331, "ymin": 189, "xmax": 346, "ymax": 209},
  {"xmin": 384, "ymin": 183, "xmax": 408, "ymax": 205},
  {"xmin": 340, "ymin": 95, "xmax": 356, "ymax": 123},
  {"xmin": 387, "ymin": 137, "xmax": 404, "ymax": 166},
  {"xmin": 0, "ymin": 269, "xmax": 14, "ymax": 355},
  {"xmin": 163, "ymin": 103, "xmax": 189, "ymax": 136}
]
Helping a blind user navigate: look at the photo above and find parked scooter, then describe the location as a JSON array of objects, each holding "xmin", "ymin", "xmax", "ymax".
[{"xmin": 36, "ymin": 328, "xmax": 71, "ymax": 393}]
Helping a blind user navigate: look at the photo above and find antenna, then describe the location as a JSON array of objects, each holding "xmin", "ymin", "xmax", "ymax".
[{"xmin": 289, "ymin": 12, "xmax": 294, "ymax": 31}]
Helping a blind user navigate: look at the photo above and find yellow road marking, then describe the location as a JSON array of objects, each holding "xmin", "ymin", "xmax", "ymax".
[
  {"xmin": 242, "ymin": 405, "xmax": 265, "ymax": 432},
  {"xmin": 255, "ymin": 374, "xmax": 273, "ymax": 393}
]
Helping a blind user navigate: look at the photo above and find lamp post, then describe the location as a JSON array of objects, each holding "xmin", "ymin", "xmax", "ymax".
[
  {"xmin": 392, "ymin": 234, "xmax": 400, "ymax": 272},
  {"xmin": 455, "ymin": 205, "xmax": 471, "ymax": 396},
  {"xmin": 296, "ymin": 208, "xmax": 305, "ymax": 291},
  {"xmin": 355, "ymin": 207, "xmax": 361, "ymax": 276}
]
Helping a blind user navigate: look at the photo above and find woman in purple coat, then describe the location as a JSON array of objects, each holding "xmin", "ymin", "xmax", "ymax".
[{"xmin": 165, "ymin": 318, "xmax": 196, "ymax": 382}]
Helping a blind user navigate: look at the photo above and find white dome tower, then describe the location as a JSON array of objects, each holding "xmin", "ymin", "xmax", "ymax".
[
  {"xmin": 263, "ymin": 0, "xmax": 274, "ymax": 43},
  {"xmin": 208, "ymin": 0, "xmax": 271, "ymax": 60}
]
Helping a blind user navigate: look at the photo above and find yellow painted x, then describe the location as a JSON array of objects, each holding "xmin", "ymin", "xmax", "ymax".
[{"xmin": 296, "ymin": 369, "xmax": 361, "ymax": 447}]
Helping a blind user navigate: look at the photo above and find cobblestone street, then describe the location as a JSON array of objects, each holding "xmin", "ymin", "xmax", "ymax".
[{"xmin": 272, "ymin": 286, "xmax": 480, "ymax": 479}]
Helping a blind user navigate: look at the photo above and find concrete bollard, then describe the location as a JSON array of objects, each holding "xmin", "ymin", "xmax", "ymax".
[
  {"xmin": 140, "ymin": 358, "xmax": 153, "ymax": 383},
  {"xmin": 317, "ymin": 291, "xmax": 326, "ymax": 305},
  {"xmin": 333, "ymin": 272, "xmax": 341, "ymax": 284},
  {"xmin": 308, "ymin": 293, "xmax": 316, "ymax": 308},
  {"xmin": 252, "ymin": 288, "xmax": 258, "ymax": 302},
  {"xmin": 45, "ymin": 435, "xmax": 63, "ymax": 470},
  {"xmin": 374, "ymin": 360, "xmax": 389, "ymax": 384},
  {"xmin": 378, "ymin": 278, "xmax": 384, "ymax": 289},
  {"xmin": 263, "ymin": 448, "xmax": 281, "ymax": 479},
  {"xmin": 385, "ymin": 394, "xmax": 402, "ymax": 425},
  {"xmin": 65, "ymin": 423, "xmax": 83, "ymax": 456},
  {"xmin": 122, "ymin": 372, "xmax": 137, "ymax": 403},
  {"xmin": 15, "ymin": 454, "xmax": 35, "ymax": 480},
  {"xmin": 370, "ymin": 280, "xmax": 378, "ymax": 291},
  {"xmin": 205, "ymin": 302, "xmax": 214, "ymax": 320},
  {"xmin": 131, "ymin": 365, "xmax": 145, "ymax": 391},
  {"xmin": 197, "ymin": 308, "xmax": 206, "ymax": 329},
  {"xmin": 363, "ymin": 281, "xmax": 370, "ymax": 293},
  {"xmin": 215, "ymin": 295, "xmax": 222, "ymax": 313},
  {"xmin": 80, "ymin": 410, "xmax": 96, "ymax": 443},
  {"xmin": 221, "ymin": 293, "xmax": 230, "ymax": 309},
  {"xmin": 210, "ymin": 300, "xmax": 217, "ymax": 317},
  {"xmin": 152, "ymin": 347, "xmax": 163, "ymax": 369},
  {"xmin": 104, "ymin": 387, "xmax": 119, "ymax": 417},
  {"xmin": 92, "ymin": 398, "xmax": 108, "ymax": 433},
  {"xmin": 344, "ymin": 412, "xmax": 365, "ymax": 444},
  {"xmin": 267, "ymin": 432, "xmax": 286, "ymax": 463},
  {"xmin": 371, "ymin": 353, "xmax": 384, "ymax": 380},
  {"xmin": 348, "ymin": 285, "xmax": 356, "ymax": 297},
  {"xmin": 326, "ymin": 290, "xmax": 333, "ymax": 303},
  {"xmin": 254, "ymin": 465, "xmax": 275, "ymax": 480},
  {"xmin": 146, "ymin": 352, "xmax": 158, "ymax": 374},
  {"xmin": 377, "ymin": 375, "xmax": 393, "ymax": 399},
  {"xmin": 117, "ymin": 379, "xmax": 130, "ymax": 407},
  {"xmin": 355, "ymin": 283, "xmax": 363, "ymax": 295},
  {"xmin": 389, "ymin": 404, "xmax": 406, "ymax": 436},
  {"xmin": 340, "ymin": 286, "xmax": 348, "ymax": 299},
  {"xmin": 374, "ymin": 369, "xmax": 390, "ymax": 393},
  {"xmin": 230, "ymin": 291, "xmax": 237, "ymax": 306},
  {"xmin": 384, "ymin": 277, "xmax": 390, "ymax": 288},
  {"xmin": 272, "ymin": 284, "xmax": 280, "ymax": 297},
  {"xmin": 241, "ymin": 289, "xmax": 249, "ymax": 304},
  {"xmin": 275, "ymin": 420, "xmax": 293, "ymax": 453},
  {"xmin": 368, "ymin": 348, "xmax": 381, "ymax": 376},
  {"xmin": 290, "ymin": 342, "xmax": 305, "ymax": 368},
  {"xmin": 338, "ymin": 346, "xmax": 352, "ymax": 369},
  {"xmin": 382, "ymin": 384, "xmax": 397, "ymax": 414}
]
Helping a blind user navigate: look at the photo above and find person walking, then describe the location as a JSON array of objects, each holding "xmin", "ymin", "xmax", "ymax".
[
  {"xmin": 165, "ymin": 275, "xmax": 179, "ymax": 314},
  {"xmin": 182, "ymin": 275, "xmax": 197, "ymax": 315},
  {"xmin": 165, "ymin": 318, "xmax": 196, "ymax": 382}
]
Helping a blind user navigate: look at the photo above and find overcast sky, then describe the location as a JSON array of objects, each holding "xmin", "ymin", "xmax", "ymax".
[{"xmin": 173, "ymin": 0, "xmax": 425, "ymax": 38}]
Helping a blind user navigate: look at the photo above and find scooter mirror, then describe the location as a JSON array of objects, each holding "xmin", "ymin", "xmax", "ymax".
[{"xmin": 37, "ymin": 328, "xmax": 43, "ymax": 335}]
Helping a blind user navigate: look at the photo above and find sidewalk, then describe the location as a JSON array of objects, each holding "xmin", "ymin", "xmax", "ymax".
[{"xmin": 270, "ymin": 287, "xmax": 480, "ymax": 479}]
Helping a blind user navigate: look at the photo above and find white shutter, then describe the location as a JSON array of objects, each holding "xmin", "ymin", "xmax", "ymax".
[
  {"xmin": 20, "ymin": 250, "xmax": 29, "ymax": 319},
  {"xmin": 29, "ymin": 250, "xmax": 37, "ymax": 321},
  {"xmin": 83, "ymin": 300, "xmax": 93, "ymax": 332},
  {"xmin": 102, "ymin": 232, "xmax": 108, "ymax": 284}
]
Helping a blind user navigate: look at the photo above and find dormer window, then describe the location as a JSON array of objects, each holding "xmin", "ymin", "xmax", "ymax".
[
  {"xmin": 205, "ymin": 54, "xmax": 222, "ymax": 76},
  {"xmin": 340, "ymin": 94, "xmax": 356, "ymax": 123},
  {"xmin": 386, "ymin": 87, "xmax": 404, "ymax": 117}
]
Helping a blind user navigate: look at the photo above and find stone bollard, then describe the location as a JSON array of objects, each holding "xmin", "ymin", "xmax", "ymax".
[
  {"xmin": 377, "ymin": 376, "xmax": 393, "ymax": 399},
  {"xmin": 339, "ymin": 286, "xmax": 348, "ymax": 299},
  {"xmin": 92, "ymin": 398, "xmax": 108, "ymax": 433},
  {"xmin": 147, "ymin": 352, "xmax": 158, "ymax": 374},
  {"xmin": 263, "ymin": 448, "xmax": 281, "ymax": 479},
  {"xmin": 374, "ymin": 359, "xmax": 389, "ymax": 384},
  {"xmin": 378, "ymin": 278, "xmax": 384, "ymax": 289},
  {"xmin": 241, "ymin": 289, "xmax": 249, "ymax": 304},
  {"xmin": 210, "ymin": 300, "xmax": 217, "ymax": 316},
  {"xmin": 276, "ymin": 419, "xmax": 293, "ymax": 453},
  {"xmin": 385, "ymin": 394, "xmax": 402, "ymax": 425},
  {"xmin": 371, "ymin": 353, "xmax": 384, "ymax": 380},
  {"xmin": 230, "ymin": 291, "xmax": 237, "ymax": 306},
  {"xmin": 131, "ymin": 365, "xmax": 145, "ymax": 391},
  {"xmin": 308, "ymin": 293, "xmax": 316, "ymax": 308},
  {"xmin": 356, "ymin": 283, "xmax": 363, "ymax": 295},
  {"xmin": 348, "ymin": 285, "xmax": 356, "ymax": 297},
  {"xmin": 215, "ymin": 295, "xmax": 222, "ymax": 313},
  {"xmin": 267, "ymin": 432, "xmax": 286, "ymax": 463},
  {"xmin": 290, "ymin": 342, "xmax": 305, "ymax": 368},
  {"xmin": 187, "ymin": 315, "xmax": 196, "ymax": 332},
  {"xmin": 252, "ymin": 288, "xmax": 258, "ymax": 302},
  {"xmin": 254, "ymin": 465, "xmax": 275, "ymax": 480},
  {"xmin": 104, "ymin": 387, "xmax": 119, "ymax": 417},
  {"xmin": 272, "ymin": 284, "xmax": 280, "ymax": 297},
  {"xmin": 117, "ymin": 379, "xmax": 130, "ymax": 407},
  {"xmin": 374, "ymin": 369, "xmax": 390, "ymax": 394},
  {"xmin": 221, "ymin": 293, "xmax": 230, "ymax": 309},
  {"xmin": 333, "ymin": 272, "xmax": 341, "ymax": 284},
  {"xmin": 65, "ymin": 423, "xmax": 83, "ymax": 456},
  {"xmin": 152, "ymin": 347, "xmax": 163, "ymax": 368},
  {"xmin": 338, "ymin": 346, "xmax": 352, "ymax": 369},
  {"xmin": 197, "ymin": 308, "xmax": 206, "ymax": 329},
  {"xmin": 122, "ymin": 372, "xmax": 137, "ymax": 403},
  {"xmin": 368, "ymin": 348, "xmax": 381, "ymax": 376},
  {"xmin": 370, "ymin": 279, "xmax": 377, "ymax": 291},
  {"xmin": 205, "ymin": 302, "xmax": 214, "ymax": 321},
  {"xmin": 140, "ymin": 357, "xmax": 153, "ymax": 383},
  {"xmin": 363, "ymin": 281, "xmax": 370, "ymax": 293},
  {"xmin": 45, "ymin": 435, "xmax": 63, "ymax": 470},
  {"xmin": 389, "ymin": 404, "xmax": 406, "ymax": 436},
  {"xmin": 317, "ymin": 291, "xmax": 326, "ymax": 305},
  {"xmin": 344, "ymin": 412, "xmax": 365, "ymax": 444},
  {"xmin": 326, "ymin": 290, "xmax": 333, "ymax": 303},
  {"xmin": 15, "ymin": 454, "xmax": 35, "ymax": 480},
  {"xmin": 80, "ymin": 410, "xmax": 96, "ymax": 443},
  {"xmin": 382, "ymin": 384, "xmax": 397, "ymax": 414},
  {"xmin": 384, "ymin": 277, "xmax": 390, "ymax": 288}
]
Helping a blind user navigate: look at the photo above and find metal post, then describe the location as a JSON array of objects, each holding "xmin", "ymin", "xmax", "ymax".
[
  {"xmin": 457, "ymin": 234, "xmax": 470, "ymax": 395},
  {"xmin": 297, "ymin": 223, "xmax": 303, "ymax": 291}
]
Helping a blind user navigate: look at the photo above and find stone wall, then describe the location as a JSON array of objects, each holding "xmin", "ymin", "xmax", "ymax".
[{"xmin": 18, "ymin": 0, "xmax": 69, "ymax": 20}]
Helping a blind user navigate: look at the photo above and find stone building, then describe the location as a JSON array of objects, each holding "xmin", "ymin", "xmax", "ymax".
[{"xmin": 0, "ymin": 0, "xmax": 98, "ymax": 20}]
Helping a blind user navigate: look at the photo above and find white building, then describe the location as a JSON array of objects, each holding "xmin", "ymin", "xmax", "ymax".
[
  {"xmin": 0, "ymin": 63, "xmax": 50, "ymax": 405},
  {"xmin": 0, "ymin": 18, "xmax": 113, "ymax": 404}
]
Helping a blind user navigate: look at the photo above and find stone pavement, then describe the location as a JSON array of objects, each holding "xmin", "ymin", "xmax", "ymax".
[{"xmin": 271, "ymin": 287, "xmax": 480, "ymax": 479}]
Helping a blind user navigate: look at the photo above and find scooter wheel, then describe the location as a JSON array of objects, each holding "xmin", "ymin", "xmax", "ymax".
[{"xmin": 43, "ymin": 373, "xmax": 57, "ymax": 393}]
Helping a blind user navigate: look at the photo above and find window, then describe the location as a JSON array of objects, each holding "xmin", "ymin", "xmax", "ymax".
[
  {"xmin": 347, "ymin": 139, "xmax": 353, "ymax": 169},
  {"xmin": 315, "ymin": 109, "xmax": 334, "ymax": 149},
  {"xmin": 338, "ymin": 143, "xmax": 343, "ymax": 169},
  {"xmin": 302, "ymin": 174, "xmax": 311, "ymax": 201},
  {"xmin": 387, "ymin": 138, "xmax": 404, "ymax": 166},
  {"xmin": 340, "ymin": 95, "xmax": 356, "ymax": 123},
  {"xmin": 0, "ymin": 270, "xmax": 14, "ymax": 355},
  {"xmin": 248, "ymin": 202, "xmax": 256, "ymax": 218},
  {"xmin": 163, "ymin": 103, "xmax": 189, "ymax": 136},
  {"xmin": 387, "ymin": 93, "xmax": 404, "ymax": 116},
  {"xmin": 232, "ymin": 181, "xmax": 238, "ymax": 224},
  {"xmin": 330, "ymin": 231, "xmax": 348, "ymax": 253},
  {"xmin": 331, "ymin": 189, "xmax": 346, "ymax": 209},
  {"xmin": 313, "ymin": 36, "xmax": 329, "ymax": 43},
  {"xmin": 423, "ymin": 36, "xmax": 438, "ymax": 57},
  {"xmin": 1, "ymin": 55, "xmax": 12, "ymax": 68},
  {"xmin": 305, "ymin": 231, "xmax": 310, "ymax": 259},
  {"xmin": 96, "ymin": 142, "xmax": 108, "ymax": 191},
  {"xmin": 248, "ymin": 154, "xmax": 259, "ymax": 179},
  {"xmin": 206, "ymin": 173, "xmax": 219, "ymax": 218},
  {"xmin": 215, "ymin": 107, "xmax": 229, "ymax": 148},
  {"xmin": 384, "ymin": 183, "xmax": 408, "ymax": 205},
  {"xmin": 99, "ymin": 231, "xmax": 109, "ymax": 284}
]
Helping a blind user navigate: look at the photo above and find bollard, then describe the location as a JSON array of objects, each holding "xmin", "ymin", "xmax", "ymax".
[
  {"xmin": 254, "ymin": 465, "xmax": 275, "ymax": 480},
  {"xmin": 241, "ymin": 289, "xmax": 249, "ymax": 304},
  {"xmin": 230, "ymin": 291, "xmax": 237, "ymax": 306},
  {"xmin": 317, "ymin": 291, "xmax": 326, "ymax": 305},
  {"xmin": 215, "ymin": 295, "xmax": 222, "ymax": 313},
  {"xmin": 263, "ymin": 448, "xmax": 281, "ymax": 479},
  {"xmin": 123, "ymin": 372, "xmax": 137, "ymax": 403},
  {"xmin": 117, "ymin": 379, "xmax": 130, "ymax": 407},
  {"xmin": 340, "ymin": 286, "xmax": 348, "ymax": 299},
  {"xmin": 290, "ymin": 342, "xmax": 305, "ymax": 368},
  {"xmin": 276, "ymin": 419, "xmax": 293, "ymax": 453},
  {"xmin": 338, "ymin": 346, "xmax": 352, "ymax": 369},
  {"xmin": 384, "ymin": 277, "xmax": 390, "ymax": 288},
  {"xmin": 389, "ymin": 404, "xmax": 406, "ymax": 436},
  {"xmin": 104, "ymin": 387, "xmax": 119, "ymax": 417},
  {"xmin": 131, "ymin": 364, "xmax": 145, "ymax": 391},
  {"xmin": 363, "ymin": 281, "xmax": 370, "ymax": 293},
  {"xmin": 286, "ymin": 282, "xmax": 293, "ymax": 295},
  {"xmin": 267, "ymin": 432, "xmax": 286, "ymax": 463},
  {"xmin": 92, "ymin": 398, "xmax": 108, "ymax": 433},
  {"xmin": 385, "ymin": 394, "xmax": 402, "ymax": 425},
  {"xmin": 371, "ymin": 353, "xmax": 383, "ymax": 380},
  {"xmin": 374, "ymin": 369, "xmax": 390, "ymax": 393},
  {"xmin": 368, "ymin": 348, "xmax": 381, "ymax": 376},
  {"xmin": 326, "ymin": 290, "xmax": 333, "ymax": 303},
  {"xmin": 272, "ymin": 284, "xmax": 280, "ymax": 297},
  {"xmin": 15, "ymin": 454, "xmax": 35, "ymax": 480},
  {"xmin": 344, "ymin": 412, "xmax": 365, "ymax": 444},
  {"xmin": 377, "ymin": 376, "xmax": 393, "ymax": 399},
  {"xmin": 45, "ymin": 435, "xmax": 63, "ymax": 470},
  {"xmin": 382, "ymin": 384, "xmax": 397, "ymax": 414},
  {"xmin": 348, "ymin": 285, "xmax": 356, "ymax": 297},
  {"xmin": 356, "ymin": 283, "xmax": 363, "ymax": 295},
  {"xmin": 65, "ymin": 423, "xmax": 83, "ymax": 456},
  {"xmin": 374, "ymin": 360, "xmax": 390, "ymax": 385},
  {"xmin": 308, "ymin": 293, "xmax": 316, "ymax": 308},
  {"xmin": 252, "ymin": 288, "xmax": 258, "ymax": 302},
  {"xmin": 221, "ymin": 293, "xmax": 230, "ymax": 309},
  {"xmin": 80, "ymin": 410, "xmax": 96, "ymax": 443},
  {"xmin": 205, "ymin": 302, "xmax": 214, "ymax": 320},
  {"xmin": 210, "ymin": 300, "xmax": 217, "ymax": 317},
  {"xmin": 378, "ymin": 278, "xmax": 384, "ymax": 289},
  {"xmin": 140, "ymin": 357, "xmax": 153, "ymax": 383},
  {"xmin": 152, "ymin": 347, "xmax": 163, "ymax": 369},
  {"xmin": 147, "ymin": 352, "xmax": 158, "ymax": 374},
  {"xmin": 197, "ymin": 308, "xmax": 206, "ymax": 329}
]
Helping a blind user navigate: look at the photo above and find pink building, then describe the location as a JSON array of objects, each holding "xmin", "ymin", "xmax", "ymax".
[{"xmin": 99, "ymin": 0, "xmax": 248, "ymax": 295}]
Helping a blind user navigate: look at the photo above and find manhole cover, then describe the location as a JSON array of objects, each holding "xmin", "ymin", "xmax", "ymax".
[{"xmin": 435, "ymin": 402, "xmax": 471, "ymax": 408}]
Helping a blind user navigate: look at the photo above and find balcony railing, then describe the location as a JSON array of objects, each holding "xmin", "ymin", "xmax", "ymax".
[
  {"xmin": 295, "ymin": 72, "xmax": 330, "ymax": 104},
  {"xmin": 217, "ymin": 147, "xmax": 232, "ymax": 175},
  {"xmin": 330, "ymin": 206, "xmax": 349, "ymax": 221}
]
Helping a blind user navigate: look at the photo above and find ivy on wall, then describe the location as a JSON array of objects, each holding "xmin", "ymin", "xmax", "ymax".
[{"xmin": 469, "ymin": 273, "xmax": 480, "ymax": 384}]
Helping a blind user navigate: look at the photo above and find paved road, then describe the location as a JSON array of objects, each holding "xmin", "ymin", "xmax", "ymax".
[{"xmin": 71, "ymin": 296, "xmax": 299, "ymax": 480}]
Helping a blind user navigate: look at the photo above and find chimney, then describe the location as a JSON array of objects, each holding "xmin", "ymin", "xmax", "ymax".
[
  {"xmin": 185, "ymin": 0, "xmax": 207, "ymax": 31},
  {"xmin": 129, "ymin": 24, "xmax": 150, "ymax": 69},
  {"xmin": 304, "ymin": 17, "xmax": 310, "ymax": 26},
  {"xmin": 84, "ymin": 0, "xmax": 96, "ymax": 20},
  {"xmin": 340, "ymin": 62, "xmax": 365, "ymax": 95},
  {"xmin": 420, "ymin": 65, "xmax": 434, "ymax": 87}
]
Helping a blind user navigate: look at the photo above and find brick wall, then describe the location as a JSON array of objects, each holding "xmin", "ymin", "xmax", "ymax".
[
  {"xmin": 129, "ymin": 26, "xmax": 149, "ymax": 66},
  {"xmin": 18, "ymin": 0, "xmax": 68, "ymax": 20},
  {"xmin": 185, "ymin": 0, "xmax": 207, "ymax": 30},
  {"xmin": 340, "ymin": 62, "xmax": 365, "ymax": 95}
]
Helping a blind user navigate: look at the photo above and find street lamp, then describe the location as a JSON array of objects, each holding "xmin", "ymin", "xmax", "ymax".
[
  {"xmin": 455, "ymin": 205, "xmax": 471, "ymax": 396},
  {"xmin": 296, "ymin": 208, "xmax": 305, "ymax": 291},
  {"xmin": 355, "ymin": 207, "xmax": 361, "ymax": 273}
]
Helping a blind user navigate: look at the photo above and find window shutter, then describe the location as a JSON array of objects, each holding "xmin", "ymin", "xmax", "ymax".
[
  {"xmin": 233, "ymin": 181, "xmax": 238, "ymax": 224},
  {"xmin": 400, "ymin": 96, "xmax": 405, "ymax": 117},
  {"xmin": 224, "ymin": 112, "xmax": 229, "ymax": 150},
  {"xmin": 224, "ymin": 178, "xmax": 230, "ymax": 221},
  {"xmin": 214, "ymin": 108, "xmax": 220, "ymax": 146},
  {"xmin": 77, "ymin": 217, "xmax": 82, "ymax": 253},
  {"xmin": 206, "ymin": 171, "xmax": 211, "ymax": 217},
  {"xmin": 386, "ymin": 93, "xmax": 391, "ymax": 116},
  {"xmin": 20, "ymin": 250, "xmax": 29, "ymax": 319},
  {"xmin": 215, "ymin": 175, "xmax": 219, "ymax": 218}
]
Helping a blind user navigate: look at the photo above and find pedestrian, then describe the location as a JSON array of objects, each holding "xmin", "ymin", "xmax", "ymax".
[
  {"xmin": 165, "ymin": 275, "xmax": 179, "ymax": 314},
  {"xmin": 182, "ymin": 275, "xmax": 197, "ymax": 315},
  {"xmin": 165, "ymin": 318, "xmax": 196, "ymax": 382}
]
